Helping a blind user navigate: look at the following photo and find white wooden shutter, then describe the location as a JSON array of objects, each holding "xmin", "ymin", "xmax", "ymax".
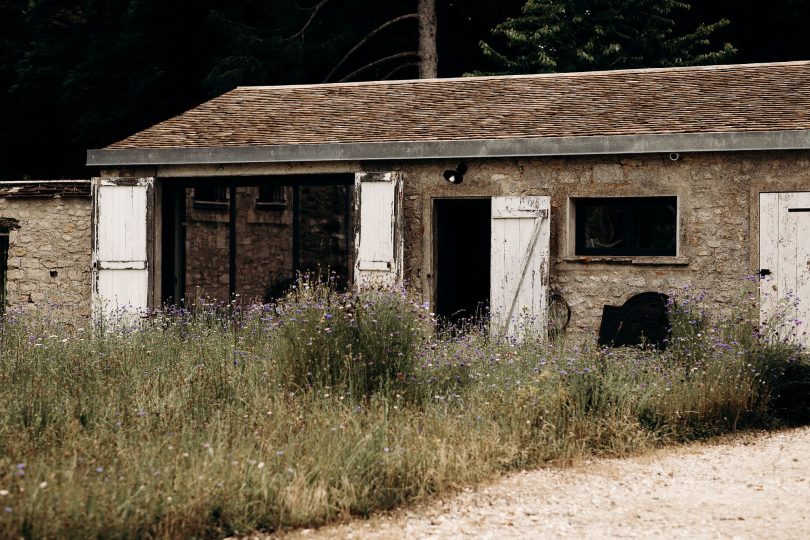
[
  {"xmin": 759, "ymin": 192, "xmax": 810, "ymax": 347},
  {"xmin": 354, "ymin": 172, "xmax": 403, "ymax": 288},
  {"xmin": 759, "ymin": 192, "xmax": 779, "ymax": 333},
  {"xmin": 92, "ymin": 177, "xmax": 152, "ymax": 319},
  {"xmin": 490, "ymin": 196, "xmax": 551, "ymax": 340}
]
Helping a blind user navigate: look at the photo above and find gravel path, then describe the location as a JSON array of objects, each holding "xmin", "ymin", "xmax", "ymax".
[{"xmin": 287, "ymin": 427, "xmax": 810, "ymax": 539}]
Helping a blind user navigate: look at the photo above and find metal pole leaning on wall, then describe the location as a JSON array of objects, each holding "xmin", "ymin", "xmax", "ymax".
[
  {"xmin": 228, "ymin": 185, "xmax": 237, "ymax": 301},
  {"xmin": 292, "ymin": 185, "xmax": 301, "ymax": 279}
]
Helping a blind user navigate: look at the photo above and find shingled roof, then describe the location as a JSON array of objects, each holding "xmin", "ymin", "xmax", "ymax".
[{"xmin": 89, "ymin": 61, "xmax": 810, "ymax": 166}]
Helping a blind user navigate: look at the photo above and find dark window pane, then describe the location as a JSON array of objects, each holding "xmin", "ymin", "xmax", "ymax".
[
  {"xmin": 582, "ymin": 203, "xmax": 624, "ymax": 250},
  {"xmin": 575, "ymin": 197, "xmax": 677, "ymax": 256},
  {"xmin": 637, "ymin": 201, "xmax": 677, "ymax": 253},
  {"xmin": 194, "ymin": 186, "xmax": 228, "ymax": 202},
  {"xmin": 257, "ymin": 185, "xmax": 287, "ymax": 204}
]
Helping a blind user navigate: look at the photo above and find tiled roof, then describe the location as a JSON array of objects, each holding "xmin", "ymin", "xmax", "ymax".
[
  {"xmin": 0, "ymin": 180, "xmax": 91, "ymax": 198},
  {"xmin": 108, "ymin": 61, "xmax": 810, "ymax": 150}
]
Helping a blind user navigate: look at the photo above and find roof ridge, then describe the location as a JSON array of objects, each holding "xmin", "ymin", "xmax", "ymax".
[
  {"xmin": 237, "ymin": 60, "xmax": 810, "ymax": 92},
  {"xmin": 98, "ymin": 60, "xmax": 810, "ymax": 154}
]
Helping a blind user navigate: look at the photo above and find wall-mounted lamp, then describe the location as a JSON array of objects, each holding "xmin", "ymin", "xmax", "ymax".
[{"xmin": 443, "ymin": 162, "xmax": 467, "ymax": 184}]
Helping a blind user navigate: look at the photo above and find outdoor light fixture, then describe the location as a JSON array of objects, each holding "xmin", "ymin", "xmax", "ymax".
[{"xmin": 443, "ymin": 162, "xmax": 467, "ymax": 185}]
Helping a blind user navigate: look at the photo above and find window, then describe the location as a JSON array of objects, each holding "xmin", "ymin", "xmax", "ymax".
[
  {"xmin": 574, "ymin": 197, "xmax": 677, "ymax": 256},
  {"xmin": 256, "ymin": 185, "xmax": 287, "ymax": 210},
  {"xmin": 193, "ymin": 186, "xmax": 228, "ymax": 210}
]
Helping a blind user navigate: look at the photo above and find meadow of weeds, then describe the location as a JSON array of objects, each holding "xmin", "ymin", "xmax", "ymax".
[{"xmin": 0, "ymin": 278, "xmax": 805, "ymax": 538}]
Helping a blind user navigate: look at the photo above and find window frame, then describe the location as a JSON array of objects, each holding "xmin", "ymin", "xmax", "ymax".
[
  {"xmin": 192, "ymin": 186, "xmax": 229, "ymax": 210},
  {"xmin": 255, "ymin": 184, "xmax": 288, "ymax": 210},
  {"xmin": 573, "ymin": 196, "xmax": 678, "ymax": 257}
]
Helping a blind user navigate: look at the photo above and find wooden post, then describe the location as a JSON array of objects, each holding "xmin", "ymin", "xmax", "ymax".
[{"xmin": 418, "ymin": 0, "xmax": 437, "ymax": 78}]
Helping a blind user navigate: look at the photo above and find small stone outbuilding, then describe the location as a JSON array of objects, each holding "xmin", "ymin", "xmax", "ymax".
[
  {"xmin": 79, "ymin": 61, "xmax": 810, "ymax": 342},
  {"xmin": 0, "ymin": 181, "xmax": 93, "ymax": 319}
]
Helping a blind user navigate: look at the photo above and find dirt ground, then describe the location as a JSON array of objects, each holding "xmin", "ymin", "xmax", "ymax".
[{"xmin": 283, "ymin": 426, "xmax": 810, "ymax": 539}]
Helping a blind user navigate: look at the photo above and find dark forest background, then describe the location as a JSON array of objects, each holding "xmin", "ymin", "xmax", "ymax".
[{"xmin": 1, "ymin": 0, "xmax": 809, "ymax": 180}]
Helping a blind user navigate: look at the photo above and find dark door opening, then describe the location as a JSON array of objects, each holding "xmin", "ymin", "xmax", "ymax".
[
  {"xmin": 160, "ymin": 174, "xmax": 354, "ymax": 307},
  {"xmin": 0, "ymin": 227, "xmax": 9, "ymax": 315},
  {"xmin": 435, "ymin": 198, "xmax": 491, "ymax": 327}
]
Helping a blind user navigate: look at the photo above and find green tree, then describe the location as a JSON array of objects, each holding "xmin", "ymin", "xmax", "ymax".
[{"xmin": 479, "ymin": 0, "xmax": 736, "ymax": 74}]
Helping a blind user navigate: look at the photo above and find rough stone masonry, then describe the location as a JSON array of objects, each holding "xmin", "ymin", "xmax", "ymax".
[{"xmin": 0, "ymin": 182, "xmax": 92, "ymax": 320}]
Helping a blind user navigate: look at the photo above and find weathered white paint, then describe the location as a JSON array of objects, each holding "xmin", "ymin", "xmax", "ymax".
[
  {"xmin": 759, "ymin": 192, "xmax": 810, "ymax": 347},
  {"xmin": 354, "ymin": 172, "xmax": 403, "ymax": 288},
  {"xmin": 490, "ymin": 196, "xmax": 550, "ymax": 340},
  {"xmin": 92, "ymin": 177, "xmax": 152, "ymax": 319}
]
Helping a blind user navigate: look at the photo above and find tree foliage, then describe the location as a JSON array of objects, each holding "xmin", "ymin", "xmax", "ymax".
[
  {"xmin": 0, "ymin": 0, "xmax": 808, "ymax": 179},
  {"xmin": 480, "ymin": 0, "xmax": 736, "ymax": 74}
]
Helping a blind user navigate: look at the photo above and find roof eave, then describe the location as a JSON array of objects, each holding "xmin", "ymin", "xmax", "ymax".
[{"xmin": 87, "ymin": 130, "xmax": 810, "ymax": 167}]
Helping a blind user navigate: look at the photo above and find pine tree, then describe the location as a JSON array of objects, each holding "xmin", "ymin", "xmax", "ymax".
[{"xmin": 480, "ymin": 0, "xmax": 736, "ymax": 74}]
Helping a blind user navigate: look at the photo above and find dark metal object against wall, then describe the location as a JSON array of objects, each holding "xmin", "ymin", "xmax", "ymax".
[{"xmin": 598, "ymin": 292, "xmax": 670, "ymax": 348}]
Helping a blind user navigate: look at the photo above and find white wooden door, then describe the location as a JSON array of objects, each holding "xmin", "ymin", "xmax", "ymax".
[
  {"xmin": 92, "ymin": 177, "xmax": 152, "ymax": 319},
  {"xmin": 354, "ymin": 172, "xmax": 403, "ymax": 288},
  {"xmin": 760, "ymin": 192, "xmax": 810, "ymax": 347},
  {"xmin": 491, "ymin": 196, "xmax": 551, "ymax": 340}
]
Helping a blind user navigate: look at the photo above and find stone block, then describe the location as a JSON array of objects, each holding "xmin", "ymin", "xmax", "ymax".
[{"xmin": 593, "ymin": 164, "xmax": 624, "ymax": 184}]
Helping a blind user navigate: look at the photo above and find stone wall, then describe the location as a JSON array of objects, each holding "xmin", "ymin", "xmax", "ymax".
[
  {"xmin": 399, "ymin": 151, "xmax": 810, "ymax": 341},
  {"xmin": 0, "ymin": 191, "xmax": 92, "ymax": 319}
]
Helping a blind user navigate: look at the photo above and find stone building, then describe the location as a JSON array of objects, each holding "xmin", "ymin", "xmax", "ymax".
[
  {"xmin": 79, "ymin": 61, "xmax": 810, "ymax": 343},
  {"xmin": 0, "ymin": 181, "xmax": 93, "ymax": 319}
]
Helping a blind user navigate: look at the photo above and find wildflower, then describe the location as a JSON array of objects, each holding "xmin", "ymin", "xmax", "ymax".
[
  {"xmin": 3, "ymin": 507, "xmax": 11, "ymax": 513},
  {"xmin": 257, "ymin": 462, "xmax": 265, "ymax": 469},
  {"xmin": 96, "ymin": 467, "xmax": 104, "ymax": 473},
  {"xmin": 275, "ymin": 451, "xmax": 285, "ymax": 457},
  {"xmin": 39, "ymin": 482, "xmax": 47, "ymax": 489},
  {"xmin": 0, "ymin": 490, "xmax": 8, "ymax": 497},
  {"xmin": 202, "ymin": 443, "xmax": 211, "ymax": 449}
]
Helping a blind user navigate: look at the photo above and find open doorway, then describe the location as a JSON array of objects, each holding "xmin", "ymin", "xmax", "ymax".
[
  {"xmin": 161, "ymin": 174, "xmax": 354, "ymax": 306},
  {"xmin": 434, "ymin": 198, "xmax": 491, "ymax": 327}
]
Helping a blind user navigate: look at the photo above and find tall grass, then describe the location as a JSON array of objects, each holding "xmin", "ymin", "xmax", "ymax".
[{"xmin": 0, "ymin": 278, "xmax": 804, "ymax": 538}]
